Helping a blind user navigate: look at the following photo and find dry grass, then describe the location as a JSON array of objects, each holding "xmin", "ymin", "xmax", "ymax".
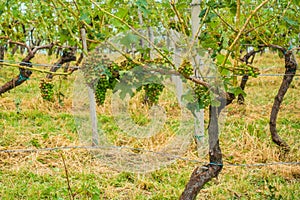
[{"xmin": 0, "ymin": 52, "xmax": 299, "ymax": 199}]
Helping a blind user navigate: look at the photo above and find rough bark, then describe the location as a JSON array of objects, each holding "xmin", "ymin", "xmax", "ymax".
[
  {"xmin": 191, "ymin": 45, "xmax": 298, "ymax": 195},
  {"xmin": 237, "ymin": 74, "xmax": 248, "ymax": 104},
  {"xmin": 11, "ymin": 45, "xmax": 19, "ymax": 56},
  {"xmin": 63, "ymin": 52, "xmax": 83, "ymax": 76},
  {"xmin": 0, "ymin": 45, "xmax": 4, "ymax": 66},
  {"xmin": 238, "ymin": 49, "xmax": 261, "ymax": 104},
  {"xmin": 0, "ymin": 61, "xmax": 33, "ymax": 95},
  {"xmin": 46, "ymin": 50, "xmax": 76, "ymax": 80},
  {"xmin": 180, "ymin": 101, "xmax": 226, "ymax": 199},
  {"xmin": 76, "ymin": 52, "xmax": 84, "ymax": 66},
  {"xmin": 0, "ymin": 43, "xmax": 54, "ymax": 95},
  {"xmin": 269, "ymin": 50, "xmax": 297, "ymax": 151},
  {"xmin": 63, "ymin": 63, "xmax": 70, "ymax": 73}
]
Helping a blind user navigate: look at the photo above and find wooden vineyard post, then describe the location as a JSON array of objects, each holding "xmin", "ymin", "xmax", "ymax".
[
  {"xmin": 191, "ymin": 0, "xmax": 205, "ymax": 155},
  {"xmin": 169, "ymin": 0, "xmax": 183, "ymax": 107},
  {"xmin": 80, "ymin": 28, "xmax": 99, "ymax": 146}
]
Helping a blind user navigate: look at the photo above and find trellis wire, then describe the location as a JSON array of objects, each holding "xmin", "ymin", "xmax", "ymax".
[
  {"xmin": 0, "ymin": 145, "xmax": 299, "ymax": 168},
  {"xmin": 1, "ymin": 59, "xmax": 300, "ymax": 78},
  {"xmin": 0, "ymin": 59, "xmax": 81, "ymax": 71}
]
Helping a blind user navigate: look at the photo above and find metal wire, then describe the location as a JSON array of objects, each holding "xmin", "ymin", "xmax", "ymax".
[
  {"xmin": 1, "ymin": 59, "xmax": 300, "ymax": 78},
  {"xmin": 0, "ymin": 59, "xmax": 81, "ymax": 70}
]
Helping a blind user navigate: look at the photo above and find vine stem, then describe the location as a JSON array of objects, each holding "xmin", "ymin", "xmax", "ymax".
[
  {"xmin": 171, "ymin": 0, "xmax": 208, "ymax": 70},
  {"xmin": 267, "ymin": 44, "xmax": 297, "ymax": 151},
  {"xmin": 244, "ymin": 16, "xmax": 276, "ymax": 35},
  {"xmin": 180, "ymin": 104, "xmax": 224, "ymax": 199},
  {"xmin": 221, "ymin": 0, "xmax": 271, "ymax": 68},
  {"xmin": 212, "ymin": 9, "xmax": 237, "ymax": 33},
  {"xmin": 105, "ymin": 41, "xmax": 143, "ymax": 66},
  {"xmin": 50, "ymin": 0, "xmax": 82, "ymax": 47},
  {"xmin": 0, "ymin": 42, "xmax": 56, "ymax": 95},
  {"xmin": 233, "ymin": 0, "xmax": 241, "ymax": 86},
  {"xmin": 170, "ymin": 0, "xmax": 192, "ymax": 58},
  {"xmin": 269, "ymin": 0, "xmax": 293, "ymax": 41},
  {"xmin": 54, "ymin": 0, "xmax": 94, "ymax": 32},
  {"xmin": 170, "ymin": 0, "xmax": 189, "ymax": 40}
]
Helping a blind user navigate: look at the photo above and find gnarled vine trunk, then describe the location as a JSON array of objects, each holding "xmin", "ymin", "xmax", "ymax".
[
  {"xmin": 0, "ymin": 55, "xmax": 33, "ymax": 95},
  {"xmin": 180, "ymin": 98, "xmax": 228, "ymax": 199},
  {"xmin": 0, "ymin": 45, "xmax": 5, "ymax": 64},
  {"xmin": 46, "ymin": 49, "xmax": 77, "ymax": 80},
  {"xmin": 0, "ymin": 43, "xmax": 54, "ymax": 95},
  {"xmin": 238, "ymin": 49, "xmax": 261, "ymax": 104},
  {"xmin": 269, "ymin": 49, "xmax": 297, "ymax": 151},
  {"xmin": 238, "ymin": 74, "xmax": 249, "ymax": 104}
]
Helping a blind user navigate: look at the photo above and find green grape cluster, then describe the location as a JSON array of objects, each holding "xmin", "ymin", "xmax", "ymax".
[
  {"xmin": 178, "ymin": 59, "xmax": 194, "ymax": 77},
  {"xmin": 82, "ymin": 48, "xmax": 122, "ymax": 106},
  {"xmin": 143, "ymin": 83, "xmax": 165, "ymax": 105},
  {"xmin": 193, "ymin": 85, "xmax": 210, "ymax": 109},
  {"xmin": 40, "ymin": 79, "xmax": 54, "ymax": 101},
  {"xmin": 95, "ymin": 76, "xmax": 110, "ymax": 106},
  {"xmin": 82, "ymin": 48, "xmax": 173, "ymax": 106},
  {"xmin": 235, "ymin": 64, "xmax": 260, "ymax": 77},
  {"xmin": 119, "ymin": 59, "xmax": 139, "ymax": 71},
  {"xmin": 94, "ymin": 70, "xmax": 119, "ymax": 106}
]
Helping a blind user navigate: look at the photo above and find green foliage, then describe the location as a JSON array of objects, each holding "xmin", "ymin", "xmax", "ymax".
[
  {"xmin": 227, "ymin": 86, "xmax": 247, "ymax": 97},
  {"xmin": 29, "ymin": 138, "xmax": 41, "ymax": 148}
]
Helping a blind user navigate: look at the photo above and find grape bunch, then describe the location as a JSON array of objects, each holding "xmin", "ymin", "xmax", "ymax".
[
  {"xmin": 119, "ymin": 59, "xmax": 138, "ymax": 71},
  {"xmin": 94, "ymin": 76, "xmax": 110, "ymax": 105},
  {"xmin": 143, "ymin": 83, "xmax": 165, "ymax": 105},
  {"xmin": 178, "ymin": 58, "xmax": 193, "ymax": 77},
  {"xmin": 40, "ymin": 79, "xmax": 54, "ymax": 101},
  {"xmin": 193, "ymin": 84, "xmax": 210, "ymax": 109},
  {"xmin": 81, "ymin": 47, "xmax": 121, "ymax": 105}
]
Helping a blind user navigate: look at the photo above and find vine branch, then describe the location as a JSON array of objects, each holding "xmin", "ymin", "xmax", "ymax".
[
  {"xmin": 90, "ymin": 0, "xmax": 175, "ymax": 69},
  {"xmin": 221, "ymin": 0, "xmax": 271, "ymax": 67},
  {"xmin": 212, "ymin": 9, "xmax": 237, "ymax": 33}
]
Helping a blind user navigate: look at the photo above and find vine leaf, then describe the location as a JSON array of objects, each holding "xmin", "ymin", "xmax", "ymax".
[
  {"xmin": 80, "ymin": 12, "xmax": 91, "ymax": 24},
  {"xmin": 228, "ymin": 86, "xmax": 246, "ymax": 97},
  {"xmin": 283, "ymin": 17, "xmax": 298, "ymax": 27}
]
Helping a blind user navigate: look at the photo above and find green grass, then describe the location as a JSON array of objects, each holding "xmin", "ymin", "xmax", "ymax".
[{"xmin": 0, "ymin": 53, "xmax": 299, "ymax": 199}]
